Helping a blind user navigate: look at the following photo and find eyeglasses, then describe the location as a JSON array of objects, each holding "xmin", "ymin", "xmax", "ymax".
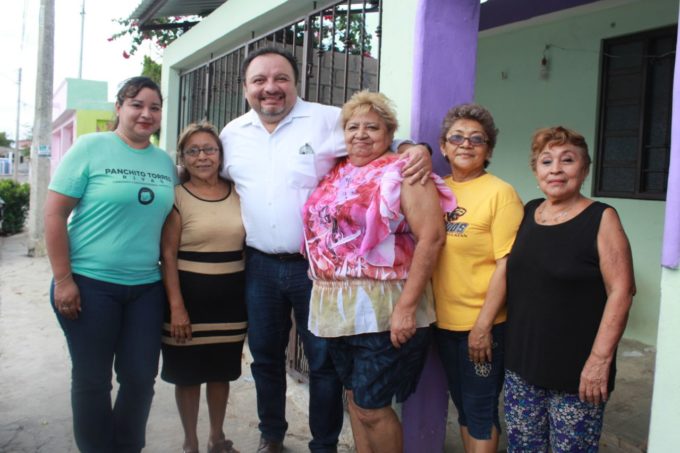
[
  {"xmin": 446, "ymin": 134, "xmax": 488, "ymax": 147},
  {"xmin": 183, "ymin": 146, "xmax": 219, "ymax": 157}
]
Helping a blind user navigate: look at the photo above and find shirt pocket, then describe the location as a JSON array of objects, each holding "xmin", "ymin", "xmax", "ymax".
[{"xmin": 288, "ymin": 153, "xmax": 320, "ymax": 189}]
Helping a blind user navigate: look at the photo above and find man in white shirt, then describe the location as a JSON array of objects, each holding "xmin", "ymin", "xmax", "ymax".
[{"xmin": 220, "ymin": 47, "xmax": 429, "ymax": 453}]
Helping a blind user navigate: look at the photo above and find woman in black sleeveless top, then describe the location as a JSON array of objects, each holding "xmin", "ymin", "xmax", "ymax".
[{"xmin": 504, "ymin": 126, "xmax": 636, "ymax": 452}]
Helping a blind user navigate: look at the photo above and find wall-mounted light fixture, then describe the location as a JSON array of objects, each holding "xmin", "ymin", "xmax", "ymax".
[{"xmin": 540, "ymin": 45, "xmax": 551, "ymax": 80}]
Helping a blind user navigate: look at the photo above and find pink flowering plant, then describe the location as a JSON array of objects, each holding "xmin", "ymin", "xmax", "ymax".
[{"xmin": 109, "ymin": 15, "xmax": 202, "ymax": 58}]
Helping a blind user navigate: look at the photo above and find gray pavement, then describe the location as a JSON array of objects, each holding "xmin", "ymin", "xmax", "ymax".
[{"xmin": 0, "ymin": 232, "xmax": 653, "ymax": 452}]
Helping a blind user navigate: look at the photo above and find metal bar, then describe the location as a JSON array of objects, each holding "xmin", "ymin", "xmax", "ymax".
[
  {"xmin": 203, "ymin": 66, "xmax": 210, "ymax": 121},
  {"xmin": 138, "ymin": 21, "xmax": 198, "ymax": 31},
  {"xmin": 376, "ymin": 0, "xmax": 382, "ymax": 89},
  {"xmin": 636, "ymin": 37, "xmax": 649, "ymax": 195},
  {"xmin": 330, "ymin": 6, "xmax": 337, "ymax": 105},
  {"xmin": 301, "ymin": 17, "xmax": 311, "ymax": 100},
  {"xmin": 216, "ymin": 56, "xmax": 225, "ymax": 127},
  {"xmin": 227, "ymin": 53, "xmax": 235, "ymax": 122},
  {"xmin": 342, "ymin": 0, "xmax": 351, "ymax": 102},
  {"xmin": 240, "ymin": 46, "xmax": 248, "ymax": 114},
  {"xmin": 205, "ymin": 62, "xmax": 213, "ymax": 122},
  {"xmin": 177, "ymin": 75, "xmax": 186, "ymax": 152},
  {"xmin": 359, "ymin": 0, "xmax": 367, "ymax": 90},
  {"xmin": 315, "ymin": 10, "xmax": 324, "ymax": 102}
]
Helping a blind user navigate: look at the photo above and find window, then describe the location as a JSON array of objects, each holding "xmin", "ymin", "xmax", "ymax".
[{"xmin": 595, "ymin": 25, "xmax": 676, "ymax": 200}]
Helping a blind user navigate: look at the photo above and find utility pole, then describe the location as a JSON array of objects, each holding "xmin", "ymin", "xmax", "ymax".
[
  {"xmin": 78, "ymin": 0, "xmax": 85, "ymax": 78},
  {"xmin": 27, "ymin": 0, "xmax": 55, "ymax": 257},
  {"xmin": 13, "ymin": 68, "xmax": 22, "ymax": 181},
  {"xmin": 13, "ymin": 0, "xmax": 28, "ymax": 181}
]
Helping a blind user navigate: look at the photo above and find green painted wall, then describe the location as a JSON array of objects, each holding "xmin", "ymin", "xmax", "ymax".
[
  {"xmin": 75, "ymin": 110, "xmax": 115, "ymax": 136},
  {"xmin": 380, "ymin": 2, "xmax": 418, "ymax": 138},
  {"xmin": 474, "ymin": 0, "xmax": 678, "ymax": 345},
  {"xmin": 648, "ymin": 268, "xmax": 680, "ymax": 449},
  {"xmin": 65, "ymin": 78, "xmax": 112, "ymax": 112}
]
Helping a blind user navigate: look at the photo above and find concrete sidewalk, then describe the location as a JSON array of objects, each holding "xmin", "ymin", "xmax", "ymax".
[{"xmin": 0, "ymin": 232, "xmax": 653, "ymax": 452}]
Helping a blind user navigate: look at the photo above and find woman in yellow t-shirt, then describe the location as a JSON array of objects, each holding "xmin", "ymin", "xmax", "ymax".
[{"xmin": 432, "ymin": 104, "xmax": 523, "ymax": 452}]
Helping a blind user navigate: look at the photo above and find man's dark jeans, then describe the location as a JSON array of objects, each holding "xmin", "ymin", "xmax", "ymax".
[{"xmin": 245, "ymin": 248, "xmax": 344, "ymax": 452}]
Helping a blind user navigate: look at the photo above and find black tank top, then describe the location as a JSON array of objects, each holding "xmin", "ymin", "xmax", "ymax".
[{"xmin": 505, "ymin": 199, "xmax": 615, "ymax": 393}]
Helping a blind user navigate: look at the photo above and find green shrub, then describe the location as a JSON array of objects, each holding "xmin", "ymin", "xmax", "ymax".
[{"xmin": 0, "ymin": 180, "xmax": 30, "ymax": 235}]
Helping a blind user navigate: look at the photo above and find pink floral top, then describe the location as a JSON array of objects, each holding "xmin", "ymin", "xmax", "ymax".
[{"xmin": 302, "ymin": 154, "xmax": 456, "ymax": 337}]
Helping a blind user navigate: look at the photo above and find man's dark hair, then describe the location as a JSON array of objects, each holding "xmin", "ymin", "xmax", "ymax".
[{"xmin": 240, "ymin": 47, "xmax": 300, "ymax": 84}]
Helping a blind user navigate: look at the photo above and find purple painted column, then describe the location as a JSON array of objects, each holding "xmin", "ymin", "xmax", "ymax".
[
  {"xmin": 409, "ymin": 0, "xmax": 480, "ymax": 175},
  {"xmin": 402, "ymin": 0, "xmax": 480, "ymax": 451},
  {"xmin": 661, "ymin": 5, "xmax": 680, "ymax": 269}
]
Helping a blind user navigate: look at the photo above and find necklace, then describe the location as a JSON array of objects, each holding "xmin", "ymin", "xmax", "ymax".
[{"xmin": 536, "ymin": 198, "xmax": 581, "ymax": 224}]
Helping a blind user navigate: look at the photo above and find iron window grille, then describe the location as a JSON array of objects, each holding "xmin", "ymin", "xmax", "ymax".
[
  {"xmin": 594, "ymin": 25, "xmax": 676, "ymax": 200},
  {"xmin": 177, "ymin": 0, "xmax": 382, "ymax": 134}
]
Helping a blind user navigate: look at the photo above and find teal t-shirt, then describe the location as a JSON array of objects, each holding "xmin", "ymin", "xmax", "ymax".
[{"xmin": 49, "ymin": 132, "xmax": 177, "ymax": 285}]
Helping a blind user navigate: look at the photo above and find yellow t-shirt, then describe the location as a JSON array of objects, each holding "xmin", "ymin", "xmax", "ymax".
[{"xmin": 433, "ymin": 173, "xmax": 523, "ymax": 331}]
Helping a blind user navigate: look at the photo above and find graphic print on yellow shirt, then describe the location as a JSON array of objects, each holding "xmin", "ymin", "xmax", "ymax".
[{"xmin": 445, "ymin": 207, "xmax": 469, "ymax": 236}]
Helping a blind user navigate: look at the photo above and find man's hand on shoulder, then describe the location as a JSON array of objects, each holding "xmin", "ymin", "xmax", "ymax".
[{"xmin": 398, "ymin": 142, "xmax": 432, "ymax": 185}]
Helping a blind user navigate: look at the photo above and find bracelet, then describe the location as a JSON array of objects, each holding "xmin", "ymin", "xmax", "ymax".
[
  {"xmin": 416, "ymin": 142, "xmax": 433, "ymax": 155},
  {"xmin": 54, "ymin": 273, "xmax": 73, "ymax": 286}
]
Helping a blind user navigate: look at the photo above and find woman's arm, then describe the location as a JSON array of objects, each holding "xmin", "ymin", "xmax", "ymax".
[
  {"xmin": 579, "ymin": 207, "xmax": 636, "ymax": 404},
  {"xmin": 390, "ymin": 180, "xmax": 445, "ymax": 348},
  {"xmin": 468, "ymin": 256, "xmax": 508, "ymax": 363},
  {"xmin": 44, "ymin": 190, "xmax": 80, "ymax": 320},
  {"xmin": 160, "ymin": 208, "xmax": 192, "ymax": 342}
]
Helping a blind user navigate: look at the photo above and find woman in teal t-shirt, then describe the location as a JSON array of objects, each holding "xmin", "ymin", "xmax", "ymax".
[{"xmin": 44, "ymin": 77, "xmax": 176, "ymax": 453}]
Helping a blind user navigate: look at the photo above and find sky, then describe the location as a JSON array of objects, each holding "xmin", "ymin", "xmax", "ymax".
[{"xmin": 0, "ymin": 0, "xmax": 155, "ymax": 143}]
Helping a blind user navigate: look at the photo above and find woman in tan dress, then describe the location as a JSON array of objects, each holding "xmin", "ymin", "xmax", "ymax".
[{"xmin": 160, "ymin": 122, "xmax": 245, "ymax": 453}]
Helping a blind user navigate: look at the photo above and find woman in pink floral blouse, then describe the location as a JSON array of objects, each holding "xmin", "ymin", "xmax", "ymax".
[{"xmin": 302, "ymin": 90, "xmax": 456, "ymax": 453}]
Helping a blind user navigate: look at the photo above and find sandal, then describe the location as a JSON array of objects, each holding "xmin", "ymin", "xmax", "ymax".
[{"xmin": 207, "ymin": 438, "xmax": 239, "ymax": 453}]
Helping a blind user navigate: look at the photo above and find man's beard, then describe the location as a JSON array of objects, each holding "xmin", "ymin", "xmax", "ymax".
[{"xmin": 259, "ymin": 104, "xmax": 286, "ymax": 118}]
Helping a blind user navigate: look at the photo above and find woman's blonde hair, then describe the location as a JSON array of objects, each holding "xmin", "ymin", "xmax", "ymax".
[{"xmin": 341, "ymin": 90, "xmax": 398, "ymax": 135}]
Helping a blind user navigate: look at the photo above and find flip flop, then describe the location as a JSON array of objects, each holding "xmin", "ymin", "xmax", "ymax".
[{"xmin": 207, "ymin": 438, "xmax": 239, "ymax": 453}]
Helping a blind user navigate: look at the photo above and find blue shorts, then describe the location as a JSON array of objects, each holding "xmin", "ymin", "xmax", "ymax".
[
  {"xmin": 434, "ymin": 323, "xmax": 505, "ymax": 440},
  {"xmin": 328, "ymin": 328, "xmax": 431, "ymax": 409}
]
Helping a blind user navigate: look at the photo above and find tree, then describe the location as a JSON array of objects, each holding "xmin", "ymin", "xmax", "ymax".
[
  {"xmin": 0, "ymin": 180, "xmax": 30, "ymax": 235},
  {"xmin": 0, "ymin": 132, "xmax": 13, "ymax": 148},
  {"xmin": 142, "ymin": 56, "xmax": 162, "ymax": 85},
  {"xmin": 317, "ymin": 13, "xmax": 373, "ymax": 55},
  {"xmin": 279, "ymin": 13, "xmax": 373, "ymax": 56}
]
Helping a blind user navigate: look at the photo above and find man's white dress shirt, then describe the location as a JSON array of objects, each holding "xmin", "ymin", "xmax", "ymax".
[{"xmin": 220, "ymin": 98, "xmax": 346, "ymax": 254}]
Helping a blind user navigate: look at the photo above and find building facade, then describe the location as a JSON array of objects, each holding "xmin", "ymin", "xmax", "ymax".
[{"xmin": 152, "ymin": 0, "xmax": 680, "ymax": 448}]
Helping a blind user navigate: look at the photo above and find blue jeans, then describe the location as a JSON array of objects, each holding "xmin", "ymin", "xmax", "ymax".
[
  {"xmin": 51, "ymin": 274, "xmax": 164, "ymax": 453},
  {"xmin": 435, "ymin": 323, "xmax": 505, "ymax": 440},
  {"xmin": 245, "ymin": 249, "xmax": 344, "ymax": 452}
]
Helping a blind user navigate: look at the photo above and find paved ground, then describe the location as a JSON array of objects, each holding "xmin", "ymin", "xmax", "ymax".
[{"xmin": 0, "ymin": 232, "xmax": 653, "ymax": 452}]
